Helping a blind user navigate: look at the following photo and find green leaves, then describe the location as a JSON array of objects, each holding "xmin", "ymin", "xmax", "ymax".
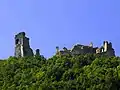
[{"xmin": 0, "ymin": 54, "xmax": 120, "ymax": 89}]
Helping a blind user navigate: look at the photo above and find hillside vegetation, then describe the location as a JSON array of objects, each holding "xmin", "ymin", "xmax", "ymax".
[{"xmin": 0, "ymin": 54, "xmax": 120, "ymax": 90}]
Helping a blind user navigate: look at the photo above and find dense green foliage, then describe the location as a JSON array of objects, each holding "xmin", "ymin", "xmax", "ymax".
[{"xmin": 0, "ymin": 54, "xmax": 120, "ymax": 90}]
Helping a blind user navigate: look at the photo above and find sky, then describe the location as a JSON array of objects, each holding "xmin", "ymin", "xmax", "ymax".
[{"xmin": 0, "ymin": 0, "xmax": 120, "ymax": 59}]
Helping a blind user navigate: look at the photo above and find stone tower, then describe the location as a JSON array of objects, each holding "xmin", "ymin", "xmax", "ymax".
[
  {"xmin": 89, "ymin": 42, "xmax": 93, "ymax": 47},
  {"xmin": 15, "ymin": 32, "xmax": 33, "ymax": 57},
  {"xmin": 103, "ymin": 41, "xmax": 108, "ymax": 52},
  {"xmin": 56, "ymin": 46, "xmax": 59, "ymax": 53},
  {"xmin": 35, "ymin": 49, "xmax": 40, "ymax": 56}
]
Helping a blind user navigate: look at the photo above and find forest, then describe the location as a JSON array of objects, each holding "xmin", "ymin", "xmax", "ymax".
[{"xmin": 0, "ymin": 54, "xmax": 120, "ymax": 90}]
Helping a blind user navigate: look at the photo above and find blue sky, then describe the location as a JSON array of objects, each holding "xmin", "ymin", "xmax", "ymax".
[{"xmin": 0, "ymin": 0, "xmax": 120, "ymax": 59}]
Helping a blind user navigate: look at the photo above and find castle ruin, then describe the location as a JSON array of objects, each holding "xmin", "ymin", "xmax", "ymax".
[
  {"xmin": 15, "ymin": 32, "xmax": 40, "ymax": 57},
  {"xmin": 14, "ymin": 32, "xmax": 115, "ymax": 57},
  {"xmin": 56, "ymin": 41, "xmax": 115, "ymax": 57}
]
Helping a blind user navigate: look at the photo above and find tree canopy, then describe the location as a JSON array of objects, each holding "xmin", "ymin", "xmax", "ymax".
[{"xmin": 0, "ymin": 54, "xmax": 120, "ymax": 90}]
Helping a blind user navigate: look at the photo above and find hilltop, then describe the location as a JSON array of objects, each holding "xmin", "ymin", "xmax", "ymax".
[{"xmin": 0, "ymin": 32, "xmax": 119, "ymax": 90}]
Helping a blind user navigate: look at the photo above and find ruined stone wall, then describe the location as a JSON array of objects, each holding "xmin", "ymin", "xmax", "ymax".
[
  {"xmin": 70, "ymin": 45, "xmax": 95, "ymax": 55},
  {"xmin": 15, "ymin": 32, "xmax": 115, "ymax": 57},
  {"xmin": 57, "ymin": 41, "xmax": 115, "ymax": 57},
  {"xmin": 15, "ymin": 32, "xmax": 33, "ymax": 57}
]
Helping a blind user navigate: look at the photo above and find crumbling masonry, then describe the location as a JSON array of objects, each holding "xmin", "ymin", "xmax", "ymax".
[
  {"xmin": 56, "ymin": 41, "xmax": 115, "ymax": 57},
  {"xmin": 14, "ymin": 32, "xmax": 115, "ymax": 57},
  {"xmin": 15, "ymin": 32, "xmax": 40, "ymax": 57}
]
